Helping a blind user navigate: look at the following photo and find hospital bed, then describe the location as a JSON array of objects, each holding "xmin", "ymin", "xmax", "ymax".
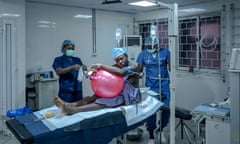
[{"xmin": 6, "ymin": 89, "xmax": 163, "ymax": 144}]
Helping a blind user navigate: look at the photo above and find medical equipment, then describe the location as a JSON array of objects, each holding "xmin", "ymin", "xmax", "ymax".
[
  {"xmin": 192, "ymin": 104, "xmax": 230, "ymax": 144},
  {"xmin": 229, "ymin": 48, "xmax": 240, "ymax": 144},
  {"xmin": 150, "ymin": 24, "xmax": 157, "ymax": 49},
  {"xmin": 122, "ymin": 35, "xmax": 142, "ymax": 65},
  {"xmin": 205, "ymin": 117, "xmax": 230, "ymax": 144},
  {"xmin": 115, "ymin": 27, "xmax": 122, "ymax": 46},
  {"xmin": 229, "ymin": 48, "xmax": 240, "ymax": 70},
  {"xmin": 28, "ymin": 70, "xmax": 54, "ymax": 82},
  {"xmin": 26, "ymin": 71, "xmax": 58, "ymax": 110},
  {"xmin": 192, "ymin": 104, "xmax": 230, "ymax": 118}
]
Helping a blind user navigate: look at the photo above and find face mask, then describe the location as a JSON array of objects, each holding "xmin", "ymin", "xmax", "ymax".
[
  {"xmin": 147, "ymin": 49, "xmax": 156, "ymax": 54},
  {"xmin": 66, "ymin": 50, "xmax": 74, "ymax": 57}
]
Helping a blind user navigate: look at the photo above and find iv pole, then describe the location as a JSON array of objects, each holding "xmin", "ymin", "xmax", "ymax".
[{"xmin": 150, "ymin": 1, "xmax": 178, "ymax": 144}]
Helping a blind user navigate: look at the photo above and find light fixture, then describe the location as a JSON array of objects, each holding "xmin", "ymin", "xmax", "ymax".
[
  {"xmin": 38, "ymin": 20, "xmax": 56, "ymax": 28},
  {"xmin": 128, "ymin": 0, "xmax": 157, "ymax": 7},
  {"xmin": 1, "ymin": 13, "xmax": 20, "ymax": 17},
  {"xmin": 102, "ymin": 0, "xmax": 122, "ymax": 5},
  {"xmin": 74, "ymin": 14, "xmax": 92, "ymax": 19},
  {"xmin": 179, "ymin": 8, "xmax": 206, "ymax": 13}
]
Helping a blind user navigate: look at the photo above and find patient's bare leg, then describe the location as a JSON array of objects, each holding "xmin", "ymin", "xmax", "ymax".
[
  {"xmin": 74, "ymin": 95, "xmax": 98, "ymax": 106},
  {"xmin": 54, "ymin": 95, "xmax": 98, "ymax": 107},
  {"xmin": 62, "ymin": 103, "xmax": 105, "ymax": 115},
  {"xmin": 54, "ymin": 96, "xmax": 73, "ymax": 107}
]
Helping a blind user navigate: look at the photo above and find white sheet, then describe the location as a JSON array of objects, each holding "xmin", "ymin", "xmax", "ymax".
[
  {"xmin": 123, "ymin": 95, "xmax": 163, "ymax": 126},
  {"xmin": 34, "ymin": 89, "xmax": 162, "ymax": 131}
]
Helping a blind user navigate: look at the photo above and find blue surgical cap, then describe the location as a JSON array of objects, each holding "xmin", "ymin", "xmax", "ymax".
[
  {"xmin": 112, "ymin": 47, "xmax": 128, "ymax": 60},
  {"xmin": 144, "ymin": 36, "xmax": 159, "ymax": 46},
  {"xmin": 61, "ymin": 40, "xmax": 75, "ymax": 53}
]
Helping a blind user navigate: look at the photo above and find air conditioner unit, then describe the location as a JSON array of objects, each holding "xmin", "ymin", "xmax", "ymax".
[
  {"xmin": 121, "ymin": 35, "xmax": 142, "ymax": 64},
  {"xmin": 229, "ymin": 48, "xmax": 240, "ymax": 71}
]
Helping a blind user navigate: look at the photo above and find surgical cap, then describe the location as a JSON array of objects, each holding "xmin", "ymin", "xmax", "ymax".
[
  {"xmin": 144, "ymin": 36, "xmax": 159, "ymax": 46},
  {"xmin": 61, "ymin": 40, "xmax": 75, "ymax": 53},
  {"xmin": 112, "ymin": 47, "xmax": 128, "ymax": 60}
]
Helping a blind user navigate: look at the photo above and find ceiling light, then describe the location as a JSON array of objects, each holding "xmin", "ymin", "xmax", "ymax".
[
  {"xmin": 38, "ymin": 20, "xmax": 56, "ymax": 28},
  {"xmin": 179, "ymin": 8, "xmax": 206, "ymax": 13},
  {"xmin": 1, "ymin": 13, "xmax": 20, "ymax": 17},
  {"xmin": 39, "ymin": 20, "xmax": 52, "ymax": 24},
  {"xmin": 74, "ymin": 14, "xmax": 92, "ymax": 19},
  {"xmin": 128, "ymin": 0, "xmax": 157, "ymax": 7}
]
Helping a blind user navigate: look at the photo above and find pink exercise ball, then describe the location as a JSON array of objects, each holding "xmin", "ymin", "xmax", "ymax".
[{"xmin": 90, "ymin": 69, "xmax": 124, "ymax": 98}]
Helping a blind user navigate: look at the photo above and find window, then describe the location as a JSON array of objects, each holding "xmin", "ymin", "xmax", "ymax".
[
  {"xmin": 139, "ymin": 14, "xmax": 221, "ymax": 72},
  {"xmin": 179, "ymin": 16, "xmax": 221, "ymax": 70}
]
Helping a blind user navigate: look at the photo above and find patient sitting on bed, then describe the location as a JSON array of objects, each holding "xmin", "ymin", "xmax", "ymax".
[{"xmin": 55, "ymin": 47, "xmax": 141, "ymax": 115}]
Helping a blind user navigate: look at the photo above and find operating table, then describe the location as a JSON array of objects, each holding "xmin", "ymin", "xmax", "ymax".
[{"xmin": 6, "ymin": 89, "xmax": 163, "ymax": 144}]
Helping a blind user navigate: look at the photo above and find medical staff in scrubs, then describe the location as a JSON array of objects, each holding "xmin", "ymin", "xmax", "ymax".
[
  {"xmin": 136, "ymin": 36, "xmax": 170, "ymax": 143},
  {"xmin": 52, "ymin": 40, "xmax": 87, "ymax": 102}
]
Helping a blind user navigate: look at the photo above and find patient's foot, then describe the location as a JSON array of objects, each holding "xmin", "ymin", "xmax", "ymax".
[
  {"xmin": 54, "ymin": 96, "xmax": 65, "ymax": 107},
  {"xmin": 62, "ymin": 104, "xmax": 78, "ymax": 115},
  {"xmin": 54, "ymin": 96, "xmax": 78, "ymax": 108}
]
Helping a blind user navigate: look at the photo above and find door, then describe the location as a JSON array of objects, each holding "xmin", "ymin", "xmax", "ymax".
[{"xmin": 0, "ymin": 18, "xmax": 17, "ymax": 115}]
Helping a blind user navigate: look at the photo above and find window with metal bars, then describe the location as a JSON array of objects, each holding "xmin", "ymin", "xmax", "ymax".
[{"xmin": 139, "ymin": 15, "xmax": 221, "ymax": 71}]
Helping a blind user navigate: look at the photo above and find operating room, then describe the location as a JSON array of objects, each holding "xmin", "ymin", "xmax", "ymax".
[{"xmin": 0, "ymin": 0, "xmax": 239, "ymax": 144}]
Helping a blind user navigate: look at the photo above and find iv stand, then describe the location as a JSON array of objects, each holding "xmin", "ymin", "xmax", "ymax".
[{"xmin": 150, "ymin": 1, "xmax": 178, "ymax": 144}]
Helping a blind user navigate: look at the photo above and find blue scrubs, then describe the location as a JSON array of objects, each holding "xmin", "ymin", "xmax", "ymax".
[
  {"xmin": 137, "ymin": 48, "xmax": 170, "ymax": 132},
  {"xmin": 52, "ymin": 55, "xmax": 83, "ymax": 102}
]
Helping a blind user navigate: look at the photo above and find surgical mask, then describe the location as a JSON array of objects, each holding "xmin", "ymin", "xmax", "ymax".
[
  {"xmin": 66, "ymin": 50, "xmax": 74, "ymax": 57},
  {"xmin": 147, "ymin": 49, "xmax": 156, "ymax": 54}
]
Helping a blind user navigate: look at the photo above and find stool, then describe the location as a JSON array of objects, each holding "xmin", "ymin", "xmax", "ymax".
[
  {"xmin": 160, "ymin": 106, "xmax": 196, "ymax": 144},
  {"xmin": 175, "ymin": 107, "xmax": 196, "ymax": 144}
]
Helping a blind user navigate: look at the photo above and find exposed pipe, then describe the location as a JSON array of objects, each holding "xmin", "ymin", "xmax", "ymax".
[{"xmin": 92, "ymin": 9, "xmax": 97, "ymax": 57}]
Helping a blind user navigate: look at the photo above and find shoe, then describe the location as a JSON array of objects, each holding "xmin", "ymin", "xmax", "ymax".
[{"xmin": 147, "ymin": 139, "xmax": 155, "ymax": 144}]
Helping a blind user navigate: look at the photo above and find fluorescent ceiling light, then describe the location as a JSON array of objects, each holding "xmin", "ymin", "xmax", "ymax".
[
  {"xmin": 38, "ymin": 20, "xmax": 56, "ymax": 28},
  {"xmin": 179, "ymin": 8, "xmax": 205, "ymax": 13},
  {"xmin": 74, "ymin": 14, "xmax": 92, "ymax": 19},
  {"xmin": 39, "ymin": 20, "xmax": 52, "ymax": 24},
  {"xmin": 128, "ymin": 0, "xmax": 157, "ymax": 7},
  {"xmin": 1, "ymin": 13, "xmax": 20, "ymax": 17},
  {"xmin": 38, "ymin": 24, "xmax": 56, "ymax": 28},
  {"xmin": 38, "ymin": 20, "xmax": 56, "ymax": 25}
]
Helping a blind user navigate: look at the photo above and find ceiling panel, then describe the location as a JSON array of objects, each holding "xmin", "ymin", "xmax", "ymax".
[{"xmin": 26, "ymin": 0, "xmax": 216, "ymax": 13}]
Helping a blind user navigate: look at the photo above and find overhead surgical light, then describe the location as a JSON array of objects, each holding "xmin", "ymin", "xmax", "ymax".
[{"xmin": 128, "ymin": 0, "xmax": 157, "ymax": 7}]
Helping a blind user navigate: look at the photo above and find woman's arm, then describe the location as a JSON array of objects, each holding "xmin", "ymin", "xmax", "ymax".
[{"xmin": 90, "ymin": 64, "xmax": 125, "ymax": 76}]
